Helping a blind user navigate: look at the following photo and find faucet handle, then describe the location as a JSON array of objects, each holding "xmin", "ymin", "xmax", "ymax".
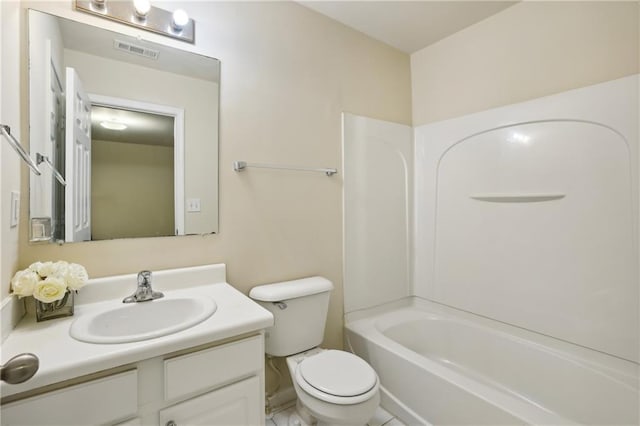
[
  {"xmin": 137, "ymin": 270, "xmax": 152, "ymax": 286},
  {"xmin": 124, "ymin": 270, "xmax": 162, "ymax": 303}
]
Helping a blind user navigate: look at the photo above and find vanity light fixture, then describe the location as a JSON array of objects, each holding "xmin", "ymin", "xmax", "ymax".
[{"xmin": 75, "ymin": 0, "xmax": 195, "ymax": 44}]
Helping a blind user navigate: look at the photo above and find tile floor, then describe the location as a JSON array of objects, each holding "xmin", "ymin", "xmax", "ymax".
[{"xmin": 267, "ymin": 405, "xmax": 405, "ymax": 426}]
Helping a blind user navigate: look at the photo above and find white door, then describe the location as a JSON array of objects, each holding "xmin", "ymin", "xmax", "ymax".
[{"xmin": 65, "ymin": 67, "xmax": 91, "ymax": 242}]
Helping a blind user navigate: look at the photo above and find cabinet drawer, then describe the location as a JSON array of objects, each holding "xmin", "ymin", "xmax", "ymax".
[
  {"xmin": 164, "ymin": 335, "xmax": 263, "ymax": 401},
  {"xmin": 2, "ymin": 370, "xmax": 137, "ymax": 425}
]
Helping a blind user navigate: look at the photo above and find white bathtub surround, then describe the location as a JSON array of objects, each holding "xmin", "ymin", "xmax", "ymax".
[
  {"xmin": 343, "ymin": 75, "xmax": 639, "ymax": 425},
  {"xmin": 342, "ymin": 113, "xmax": 413, "ymax": 313},
  {"xmin": 0, "ymin": 264, "xmax": 273, "ymax": 398},
  {"xmin": 346, "ymin": 297, "xmax": 639, "ymax": 425},
  {"xmin": 414, "ymin": 75, "xmax": 639, "ymax": 363}
]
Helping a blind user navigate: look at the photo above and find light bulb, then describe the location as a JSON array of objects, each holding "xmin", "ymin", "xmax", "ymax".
[
  {"xmin": 133, "ymin": 0, "xmax": 151, "ymax": 18},
  {"xmin": 171, "ymin": 9, "xmax": 189, "ymax": 31},
  {"xmin": 92, "ymin": 0, "xmax": 105, "ymax": 8}
]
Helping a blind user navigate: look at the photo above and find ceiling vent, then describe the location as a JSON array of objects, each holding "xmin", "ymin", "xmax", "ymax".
[{"xmin": 113, "ymin": 39, "xmax": 160, "ymax": 60}]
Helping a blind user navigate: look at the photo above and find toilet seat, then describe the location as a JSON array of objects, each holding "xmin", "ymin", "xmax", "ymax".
[{"xmin": 294, "ymin": 350, "xmax": 378, "ymax": 405}]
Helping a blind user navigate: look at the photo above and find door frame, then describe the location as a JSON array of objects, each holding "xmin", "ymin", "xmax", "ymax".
[{"xmin": 88, "ymin": 94, "xmax": 186, "ymax": 235}]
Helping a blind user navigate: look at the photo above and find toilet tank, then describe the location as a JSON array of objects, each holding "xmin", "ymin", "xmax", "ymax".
[{"xmin": 249, "ymin": 277, "xmax": 333, "ymax": 357}]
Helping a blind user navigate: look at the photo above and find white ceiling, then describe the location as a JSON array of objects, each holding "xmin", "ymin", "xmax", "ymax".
[
  {"xmin": 299, "ymin": 1, "xmax": 517, "ymax": 53},
  {"xmin": 91, "ymin": 106, "xmax": 175, "ymax": 147}
]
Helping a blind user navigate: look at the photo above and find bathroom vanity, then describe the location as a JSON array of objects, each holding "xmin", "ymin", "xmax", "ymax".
[{"xmin": 0, "ymin": 264, "xmax": 273, "ymax": 425}]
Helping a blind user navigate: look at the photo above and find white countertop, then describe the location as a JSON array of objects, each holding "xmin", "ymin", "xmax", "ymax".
[{"xmin": 0, "ymin": 264, "xmax": 273, "ymax": 398}]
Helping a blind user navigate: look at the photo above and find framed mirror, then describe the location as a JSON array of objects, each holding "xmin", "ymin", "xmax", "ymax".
[{"xmin": 28, "ymin": 9, "xmax": 220, "ymax": 243}]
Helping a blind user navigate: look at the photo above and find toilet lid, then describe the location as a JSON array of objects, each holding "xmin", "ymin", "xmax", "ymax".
[{"xmin": 298, "ymin": 350, "xmax": 377, "ymax": 397}]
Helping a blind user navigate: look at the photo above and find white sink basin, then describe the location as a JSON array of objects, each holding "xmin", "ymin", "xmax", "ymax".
[{"xmin": 70, "ymin": 297, "xmax": 217, "ymax": 344}]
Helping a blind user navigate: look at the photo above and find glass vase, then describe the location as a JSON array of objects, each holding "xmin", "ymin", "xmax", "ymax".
[{"xmin": 35, "ymin": 290, "xmax": 74, "ymax": 322}]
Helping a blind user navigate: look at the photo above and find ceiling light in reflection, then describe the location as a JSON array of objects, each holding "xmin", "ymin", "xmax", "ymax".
[{"xmin": 100, "ymin": 121, "xmax": 128, "ymax": 131}]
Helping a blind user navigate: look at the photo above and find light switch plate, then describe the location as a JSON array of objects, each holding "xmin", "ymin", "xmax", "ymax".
[
  {"xmin": 10, "ymin": 191, "xmax": 19, "ymax": 227},
  {"xmin": 187, "ymin": 198, "xmax": 201, "ymax": 212}
]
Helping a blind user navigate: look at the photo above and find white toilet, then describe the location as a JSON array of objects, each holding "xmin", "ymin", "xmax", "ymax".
[{"xmin": 250, "ymin": 277, "xmax": 380, "ymax": 426}]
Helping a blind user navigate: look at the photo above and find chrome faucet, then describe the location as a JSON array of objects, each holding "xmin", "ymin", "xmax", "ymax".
[{"xmin": 122, "ymin": 270, "xmax": 164, "ymax": 303}]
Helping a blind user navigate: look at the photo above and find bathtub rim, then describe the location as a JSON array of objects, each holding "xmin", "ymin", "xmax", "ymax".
[
  {"xmin": 345, "ymin": 296, "xmax": 638, "ymax": 381},
  {"xmin": 345, "ymin": 296, "xmax": 638, "ymax": 425},
  {"xmin": 345, "ymin": 307, "xmax": 572, "ymax": 424}
]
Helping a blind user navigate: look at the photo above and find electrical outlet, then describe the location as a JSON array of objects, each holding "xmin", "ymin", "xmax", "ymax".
[
  {"xmin": 187, "ymin": 198, "xmax": 201, "ymax": 212},
  {"xmin": 10, "ymin": 191, "xmax": 20, "ymax": 227}
]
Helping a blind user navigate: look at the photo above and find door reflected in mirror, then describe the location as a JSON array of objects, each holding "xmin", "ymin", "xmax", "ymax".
[
  {"xmin": 28, "ymin": 9, "xmax": 220, "ymax": 243},
  {"xmin": 91, "ymin": 104, "xmax": 176, "ymax": 240}
]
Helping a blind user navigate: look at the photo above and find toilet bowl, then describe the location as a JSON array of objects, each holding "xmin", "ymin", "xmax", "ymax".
[
  {"xmin": 286, "ymin": 348, "xmax": 380, "ymax": 426},
  {"xmin": 249, "ymin": 277, "xmax": 380, "ymax": 425}
]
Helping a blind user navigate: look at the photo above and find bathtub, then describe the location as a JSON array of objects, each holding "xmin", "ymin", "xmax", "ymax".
[{"xmin": 345, "ymin": 298, "xmax": 639, "ymax": 425}]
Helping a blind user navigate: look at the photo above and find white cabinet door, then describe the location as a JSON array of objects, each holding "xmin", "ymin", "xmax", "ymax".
[{"xmin": 159, "ymin": 376, "xmax": 262, "ymax": 426}]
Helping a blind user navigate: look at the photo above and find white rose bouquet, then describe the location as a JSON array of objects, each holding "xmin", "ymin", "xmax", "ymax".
[{"xmin": 10, "ymin": 261, "xmax": 89, "ymax": 303}]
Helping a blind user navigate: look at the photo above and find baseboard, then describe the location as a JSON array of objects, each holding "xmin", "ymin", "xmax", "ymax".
[{"xmin": 267, "ymin": 386, "xmax": 296, "ymax": 414}]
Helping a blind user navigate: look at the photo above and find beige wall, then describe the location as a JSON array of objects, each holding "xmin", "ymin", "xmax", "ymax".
[
  {"xmin": 18, "ymin": 0, "xmax": 412, "ymax": 364},
  {"xmin": 411, "ymin": 1, "xmax": 640, "ymax": 125},
  {"xmin": 92, "ymin": 140, "xmax": 174, "ymax": 240}
]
